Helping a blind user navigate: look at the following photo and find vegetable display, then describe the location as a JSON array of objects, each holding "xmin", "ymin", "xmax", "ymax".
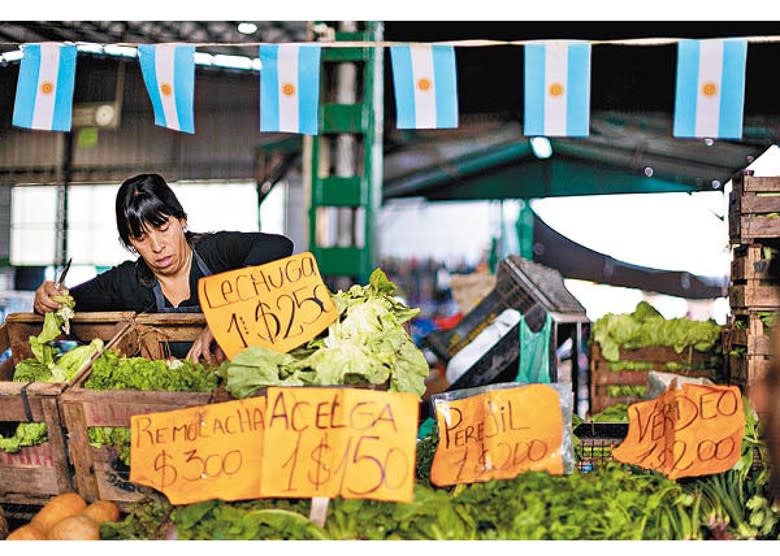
[
  {"xmin": 219, "ymin": 269, "xmax": 428, "ymax": 398},
  {"xmin": 84, "ymin": 350, "xmax": 219, "ymax": 392},
  {"xmin": 2, "ymin": 295, "xmax": 102, "ymax": 453},
  {"xmin": 5, "ymin": 492, "xmax": 120, "ymax": 540},
  {"xmin": 592, "ymin": 301, "xmax": 721, "ymax": 362},
  {"xmin": 83, "ymin": 351, "xmax": 220, "ymax": 462},
  {"xmin": 100, "ymin": 396, "xmax": 780, "ymax": 541}
]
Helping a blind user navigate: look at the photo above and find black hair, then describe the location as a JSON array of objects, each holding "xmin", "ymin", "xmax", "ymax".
[{"xmin": 115, "ymin": 173, "xmax": 188, "ymax": 249}]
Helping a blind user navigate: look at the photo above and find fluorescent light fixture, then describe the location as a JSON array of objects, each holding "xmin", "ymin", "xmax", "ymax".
[
  {"xmin": 77, "ymin": 42, "xmax": 104, "ymax": 54},
  {"xmin": 251, "ymin": 58, "xmax": 262, "ymax": 71},
  {"xmin": 237, "ymin": 22, "xmax": 258, "ymax": 35},
  {"xmin": 530, "ymin": 137, "xmax": 553, "ymax": 159},
  {"xmin": 1, "ymin": 49, "xmax": 23, "ymax": 62},
  {"xmin": 212, "ymin": 54, "xmax": 253, "ymax": 70},
  {"xmin": 104, "ymin": 45, "xmax": 137, "ymax": 58},
  {"xmin": 194, "ymin": 52, "xmax": 214, "ymax": 66}
]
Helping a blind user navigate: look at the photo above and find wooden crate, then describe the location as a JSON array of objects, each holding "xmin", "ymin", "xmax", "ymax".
[
  {"xmin": 589, "ymin": 343, "xmax": 718, "ymax": 416},
  {"xmin": 0, "ymin": 311, "xmax": 134, "ymax": 506},
  {"xmin": 731, "ymin": 245, "xmax": 773, "ymax": 281},
  {"xmin": 729, "ymin": 174, "xmax": 780, "ymax": 245},
  {"xmin": 728, "ymin": 353, "xmax": 773, "ymax": 386},
  {"xmin": 727, "ymin": 311, "xmax": 774, "ymax": 357},
  {"xmin": 729, "ymin": 282, "xmax": 780, "ymax": 311},
  {"xmin": 59, "ymin": 314, "xmax": 225, "ymax": 510}
]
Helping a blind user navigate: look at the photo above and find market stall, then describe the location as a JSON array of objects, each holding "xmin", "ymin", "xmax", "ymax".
[{"xmin": 1, "ymin": 19, "xmax": 780, "ymax": 544}]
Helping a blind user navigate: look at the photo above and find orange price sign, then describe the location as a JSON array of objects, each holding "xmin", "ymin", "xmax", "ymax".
[
  {"xmin": 260, "ymin": 387, "xmax": 418, "ymax": 503},
  {"xmin": 198, "ymin": 252, "xmax": 338, "ymax": 358},
  {"xmin": 430, "ymin": 384, "xmax": 565, "ymax": 486},
  {"xmin": 612, "ymin": 384, "xmax": 745, "ymax": 480},
  {"xmin": 129, "ymin": 398, "xmax": 265, "ymax": 505}
]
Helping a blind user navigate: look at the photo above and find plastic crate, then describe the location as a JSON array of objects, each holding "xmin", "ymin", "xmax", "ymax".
[
  {"xmin": 423, "ymin": 256, "xmax": 588, "ymax": 392},
  {"xmin": 573, "ymin": 422, "xmax": 628, "ymax": 471}
]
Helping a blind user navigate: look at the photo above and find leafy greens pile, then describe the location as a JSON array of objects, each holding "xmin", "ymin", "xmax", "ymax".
[
  {"xmin": 104, "ymin": 464, "xmax": 750, "ymax": 541},
  {"xmin": 84, "ymin": 350, "xmax": 219, "ymax": 392},
  {"xmin": 84, "ymin": 350, "xmax": 220, "ymax": 462},
  {"xmin": 219, "ymin": 268, "xmax": 429, "ymax": 398},
  {"xmin": 592, "ymin": 301, "xmax": 721, "ymax": 362},
  {"xmin": 0, "ymin": 422, "xmax": 47, "ymax": 453},
  {"xmin": 104, "ymin": 398, "xmax": 780, "ymax": 541},
  {"xmin": 12, "ymin": 294, "xmax": 103, "ymax": 384}
]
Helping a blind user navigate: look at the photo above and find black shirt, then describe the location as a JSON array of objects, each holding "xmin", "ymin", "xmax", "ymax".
[{"xmin": 70, "ymin": 231, "xmax": 294, "ymax": 312}]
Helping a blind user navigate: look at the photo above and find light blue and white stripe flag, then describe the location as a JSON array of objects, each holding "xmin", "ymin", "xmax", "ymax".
[
  {"xmin": 389, "ymin": 44, "xmax": 458, "ymax": 129},
  {"xmin": 259, "ymin": 44, "xmax": 321, "ymax": 135},
  {"xmin": 138, "ymin": 44, "xmax": 196, "ymax": 134},
  {"xmin": 524, "ymin": 41, "xmax": 591, "ymax": 137},
  {"xmin": 13, "ymin": 43, "xmax": 77, "ymax": 132},
  {"xmin": 673, "ymin": 39, "xmax": 747, "ymax": 139}
]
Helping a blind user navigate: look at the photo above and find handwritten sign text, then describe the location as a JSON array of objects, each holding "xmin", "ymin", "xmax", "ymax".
[
  {"xmin": 129, "ymin": 398, "xmax": 265, "ymax": 504},
  {"xmin": 260, "ymin": 387, "xmax": 418, "ymax": 503},
  {"xmin": 612, "ymin": 384, "xmax": 745, "ymax": 479},
  {"xmin": 430, "ymin": 384, "xmax": 565, "ymax": 486},
  {"xmin": 198, "ymin": 252, "xmax": 338, "ymax": 357}
]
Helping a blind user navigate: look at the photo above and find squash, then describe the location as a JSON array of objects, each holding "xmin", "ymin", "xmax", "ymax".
[
  {"xmin": 6, "ymin": 523, "xmax": 46, "ymax": 540},
  {"xmin": 46, "ymin": 515, "xmax": 100, "ymax": 540},
  {"xmin": 81, "ymin": 500, "xmax": 120, "ymax": 525},
  {"xmin": 30, "ymin": 492, "xmax": 87, "ymax": 533}
]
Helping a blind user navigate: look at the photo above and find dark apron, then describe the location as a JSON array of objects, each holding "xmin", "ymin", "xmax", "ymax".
[{"xmin": 152, "ymin": 247, "xmax": 212, "ymax": 359}]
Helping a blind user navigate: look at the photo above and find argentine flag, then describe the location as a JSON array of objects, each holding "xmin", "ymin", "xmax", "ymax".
[
  {"xmin": 13, "ymin": 43, "xmax": 77, "ymax": 132},
  {"xmin": 259, "ymin": 44, "xmax": 321, "ymax": 135},
  {"xmin": 390, "ymin": 45, "xmax": 458, "ymax": 129},
  {"xmin": 138, "ymin": 44, "xmax": 196, "ymax": 134},
  {"xmin": 524, "ymin": 41, "xmax": 591, "ymax": 137},
  {"xmin": 673, "ymin": 39, "xmax": 747, "ymax": 139}
]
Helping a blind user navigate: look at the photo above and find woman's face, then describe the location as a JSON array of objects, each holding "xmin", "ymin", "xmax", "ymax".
[{"xmin": 129, "ymin": 216, "xmax": 190, "ymax": 276}]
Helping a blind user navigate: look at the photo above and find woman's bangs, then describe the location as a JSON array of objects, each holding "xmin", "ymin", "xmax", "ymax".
[{"xmin": 126, "ymin": 195, "xmax": 171, "ymax": 239}]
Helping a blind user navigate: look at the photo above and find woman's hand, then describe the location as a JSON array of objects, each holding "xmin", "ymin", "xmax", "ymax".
[
  {"xmin": 187, "ymin": 325, "xmax": 226, "ymax": 365},
  {"xmin": 34, "ymin": 280, "xmax": 66, "ymax": 315}
]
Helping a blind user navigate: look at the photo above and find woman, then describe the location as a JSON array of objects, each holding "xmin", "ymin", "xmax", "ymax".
[{"xmin": 34, "ymin": 173, "xmax": 294, "ymax": 364}]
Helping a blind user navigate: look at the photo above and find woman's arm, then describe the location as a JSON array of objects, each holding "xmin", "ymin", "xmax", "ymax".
[
  {"xmin": 66, "ymin": 261, "xmax": 139, "ymax": 312},
  {"xmin": 198, "ymin": 232, "xmax": 294, "ymax": 272}
]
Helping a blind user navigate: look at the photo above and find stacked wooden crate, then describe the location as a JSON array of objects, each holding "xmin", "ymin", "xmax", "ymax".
[
  {"xmin": 589, "ymin": 343, "xmax": 718, "ymax": 415},
  {"xmin": 727, "ymin": 171, "xmax": 780, "ymax": 408},
  {"xmin": 0, "ymin": 312, "xmax": 134, "ymax": 507},
  {"xmin": 59, "ymin": 313, "xmax": 226, "ymax": 510}
]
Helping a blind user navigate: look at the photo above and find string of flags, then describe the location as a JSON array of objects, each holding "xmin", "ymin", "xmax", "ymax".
[{"xmin": 8, "ymin": 38, "xmax": 750, "ymax": 140}]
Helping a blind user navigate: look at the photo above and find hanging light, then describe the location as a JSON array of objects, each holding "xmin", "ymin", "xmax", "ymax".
[
  {"xmin": 237, "ymin": 22, "xmax": 258, "ymax": 35},
  {"xmin": 530, "ymin": 137, "xmax": 553, "ymax": 159}
]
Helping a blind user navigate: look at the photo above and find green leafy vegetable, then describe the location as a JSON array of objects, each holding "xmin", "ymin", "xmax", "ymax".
[
  {"xmin": 88, "ymin": 426, "xmax": 131, "ymax": 465},
  {"xmin": 222, "ymin": 268, "xmax": 429, "ymax": 398},
  {"xmin": 0, "ymin": 422, "xmax": 47, "ymax": 453},
  {"xmin": 85, "ymin": 350, "xmax": 219, "ymax": 392},
  {"xmin": 4, "ymin": 294, "xmax": 90, "ymax": 453},
  {"xmin": 592, "ymin": 301, "xmax": 721, "ymax": 362}
]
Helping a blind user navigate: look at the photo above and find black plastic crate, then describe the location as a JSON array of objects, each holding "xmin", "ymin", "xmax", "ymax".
[
  {"xmin": 423, "ymin": 256, "xmax": 588, "ymax": 392},
  {"xmin": 423, "ymin": 262, "xmax": 536, "ymax": 362},
  {"xmin": 573, "ymin": 422, "xmax": 629, "ymax": 471}
]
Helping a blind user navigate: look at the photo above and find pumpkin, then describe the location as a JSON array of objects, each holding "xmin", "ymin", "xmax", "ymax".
[
  {"xmin": 81, "ymin": 500, "xmax": 120, "ymax": 525},
  {"xmin": 30, "ymin": 492, "xmax": 87, "ymax": 533},
  {"xmin": 46, "ymin": 515, "xmax": 101, "ymax": 540},
  {"xmin": 6, "ymin": 524, "xmax": 46, "ymax": 540}
]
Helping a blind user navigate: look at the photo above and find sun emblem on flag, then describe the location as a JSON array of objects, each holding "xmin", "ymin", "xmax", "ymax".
[
  {"xmin": 282, "ymin": 83, "xmax": 296, "ymax": 96},
  {"xmin": 549, "ymin": 83, "xmax": 564, "ymax": 97},
  {"xmin": 702, "ymin": 81, "xmax": 718, "ymax": 97},
  {"xmin": 40, "ymin": 82, "xmax": 54, "ymax": 95},
  {"xmin": 417, "ymin": 78, "xmax": 432, "ymax": 92},
  {"xmin": 160, "ymin": 83, "xmax": 172, "ymax": 97}
]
